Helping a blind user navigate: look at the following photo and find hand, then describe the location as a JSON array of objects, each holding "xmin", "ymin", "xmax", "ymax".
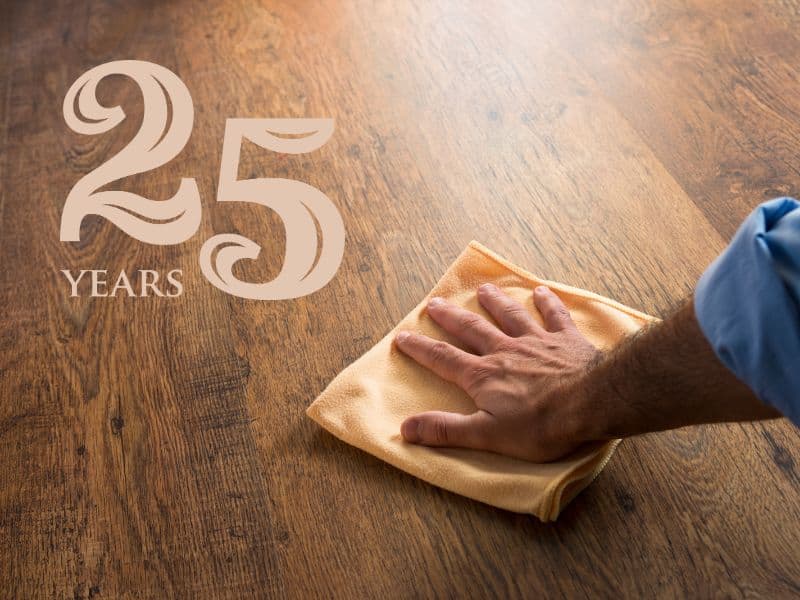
[{"xmin": 394, "ymin": 283, "xmax": 602, "ymax": 462}]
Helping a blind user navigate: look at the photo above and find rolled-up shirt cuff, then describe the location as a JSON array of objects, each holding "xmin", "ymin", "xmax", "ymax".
[{"xmin": 694, "ymin": 197, "xmax": 800, "ymax": 426}]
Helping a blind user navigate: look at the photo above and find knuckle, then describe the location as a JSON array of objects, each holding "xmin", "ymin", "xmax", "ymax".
[
  {"xmin": 492, "ymin": 338, "xmax": 514, "ymax": 353},
  {"xmin": 494, "ymin": 355, "xmax": 514, "ymax": 374},
  {"xmin": 458, "ymin": 312, "xmax": 484, "ymax": 329},
  {"xmin": 552, "ymin": 306, "xmax": 571, "ymax": 321},
  {"xmin": 465, "ymin": 363, "xmax": 497, "ymax": 390},
  {"xmin": 545, "ymin": 340, "xmax": 561, "ymax": 352},
  {"xmin": 466, "ymin": 356, "xmax": 514, "ymax": 391},
  {"xmin": 502, "ymin": 304, "xmax": 525, "ymax": 320},
  {"xmin": 429, "ymin": 417, "xmax": 449, "ymax": 444},
  {"xmin": 428, "ymin": 341, "xmax": 452, "ymax": 364}
]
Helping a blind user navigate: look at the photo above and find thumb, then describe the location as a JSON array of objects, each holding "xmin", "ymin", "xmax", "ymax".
[{"xmin": 401, "ymin": 410, "xmax": 492, "ymax": 450}]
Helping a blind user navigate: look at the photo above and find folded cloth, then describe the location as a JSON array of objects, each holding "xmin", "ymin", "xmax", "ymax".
[{"xmin": 307, "ymin": 241, "xmax": 657, "ymax": 521}]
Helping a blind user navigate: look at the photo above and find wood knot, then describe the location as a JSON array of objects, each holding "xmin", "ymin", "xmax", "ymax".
[{"xmin": 110, "ymin": 416, "xmax": 125, "ymax": 435}]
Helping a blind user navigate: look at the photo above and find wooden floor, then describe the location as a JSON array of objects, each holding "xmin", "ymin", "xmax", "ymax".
[{"xmin": 2, "ymin": 0, "xmax": 799, "ymax": 597}]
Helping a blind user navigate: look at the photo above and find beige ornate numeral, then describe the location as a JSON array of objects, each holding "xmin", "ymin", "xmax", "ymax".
[
  {"xmin": 199, "ymin": 119, "xmax": 345, "ymax": 300},
  {"xmin": 62, "ymin": 62, "xmax": 344, "ymax": 299},
  {"xmin": 61, "ymin": 60, "xmax": 201, "ymax": 244}
]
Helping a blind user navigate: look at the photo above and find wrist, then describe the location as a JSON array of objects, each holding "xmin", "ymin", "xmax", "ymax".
[{"xmin": 557, "ymin": 371, "xmax": 617, "ymax": 443}]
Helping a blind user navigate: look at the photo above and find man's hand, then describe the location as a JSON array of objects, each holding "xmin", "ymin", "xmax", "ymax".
[
  {"xmin": 394, "ymin": 284, "xmax": 602, "ymax": 462},
  {"xmin": 396, "ymin": 285, "xmax": 781, "ymax": 463}
]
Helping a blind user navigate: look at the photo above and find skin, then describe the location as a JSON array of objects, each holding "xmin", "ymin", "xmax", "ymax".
[{"xmin": 394, "ymin": 283, "xmax": 780, "ymax": 462}]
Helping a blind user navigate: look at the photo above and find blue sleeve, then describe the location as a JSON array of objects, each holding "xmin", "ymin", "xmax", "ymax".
[{"xmin": 694, "ymin": 197, "xmax": 800, "ymax": 426}]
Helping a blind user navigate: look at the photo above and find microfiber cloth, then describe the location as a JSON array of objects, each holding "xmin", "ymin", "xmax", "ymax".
[{"xmin": 307, "ymin": 241, "xmax": 657, "ymax": 521}]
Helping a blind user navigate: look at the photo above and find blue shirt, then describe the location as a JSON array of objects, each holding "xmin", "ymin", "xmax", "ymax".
[{"xmin": 695, "ymin": 197, "xmax": 800, "ymax": 426}]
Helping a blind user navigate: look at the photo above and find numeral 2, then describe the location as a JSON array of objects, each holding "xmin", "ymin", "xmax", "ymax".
[{"xmin": 61, "ymin": 60, "xmax": 201, "ymax": 244}]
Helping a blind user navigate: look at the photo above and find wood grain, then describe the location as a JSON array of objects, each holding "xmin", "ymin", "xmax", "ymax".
[{"xmin": 1, "ymin": 0, "xmax": 798, "ymax": 597}]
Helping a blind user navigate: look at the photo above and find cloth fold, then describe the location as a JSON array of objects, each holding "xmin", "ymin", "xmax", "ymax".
[{"xmin": 307, "ymin": 241, "xmax": 657, "ymax": 521}]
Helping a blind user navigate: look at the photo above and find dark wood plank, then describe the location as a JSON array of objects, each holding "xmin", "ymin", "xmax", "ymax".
[{"xmin": 1, "ymin": 0, "xmax": 798, "ymax": 597}]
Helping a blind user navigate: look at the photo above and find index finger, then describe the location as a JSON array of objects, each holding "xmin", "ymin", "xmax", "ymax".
[
  {"xmin": 394, "ymin": 331, "xmax": 478, "ymax": 390},
  {"xmin": 426, "ymin": 297, "xmax": 507, "ymax": 355}
]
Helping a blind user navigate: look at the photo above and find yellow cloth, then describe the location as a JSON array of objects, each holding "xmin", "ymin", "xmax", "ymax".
[{"xmin": 307, "ymin": 241, "xmax": 657, "ymax": 521}]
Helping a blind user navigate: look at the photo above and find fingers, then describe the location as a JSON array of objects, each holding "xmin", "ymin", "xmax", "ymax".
[
  {"xmin": 425, "ymin": 297, "xmax": 506, "ymax": 354},
  {"xmin": 401, "ymin": 410, "xmax": 494, "ymax": 450},
  {"xmin": 477, "ymin": 283, "xmax": 539, "ymax": 337},
  {"xmin": 533, "ymin": 286, "xmax": 576, "ymax": 332},
  {"xmin": 395, "ymin": 331, "xmax": 479, "ymax": 388}
]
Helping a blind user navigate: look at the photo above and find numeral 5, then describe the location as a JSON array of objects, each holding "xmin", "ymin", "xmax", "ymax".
[{"xmin": 199, "ymin": 119, "xmax": 345, "ymax": 299}]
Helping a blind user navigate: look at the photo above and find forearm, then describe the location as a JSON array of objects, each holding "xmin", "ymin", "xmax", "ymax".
[{"xmin": 573, "ymin": 298, "xmax": 781, "ymax": 441}]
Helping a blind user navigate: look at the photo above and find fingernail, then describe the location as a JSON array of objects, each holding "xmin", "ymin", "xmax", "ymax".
[
  {"xmin": 401, "ymin": 417, "xmax": 421, "ymax": 443},
  {"xmin": 396, "ymin": 331, "xmax": 410, "ymax": 343},
  {"xmin": 479, "ymin": 283, "xmax": 495, "ymax": 293},
  {"xmin": 535, "ymin": 285, "xmax": 549, "ymax": 294},
  {"xmin": 428, "ymin": 296, "xmax": 445, "ymax": 307}
]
